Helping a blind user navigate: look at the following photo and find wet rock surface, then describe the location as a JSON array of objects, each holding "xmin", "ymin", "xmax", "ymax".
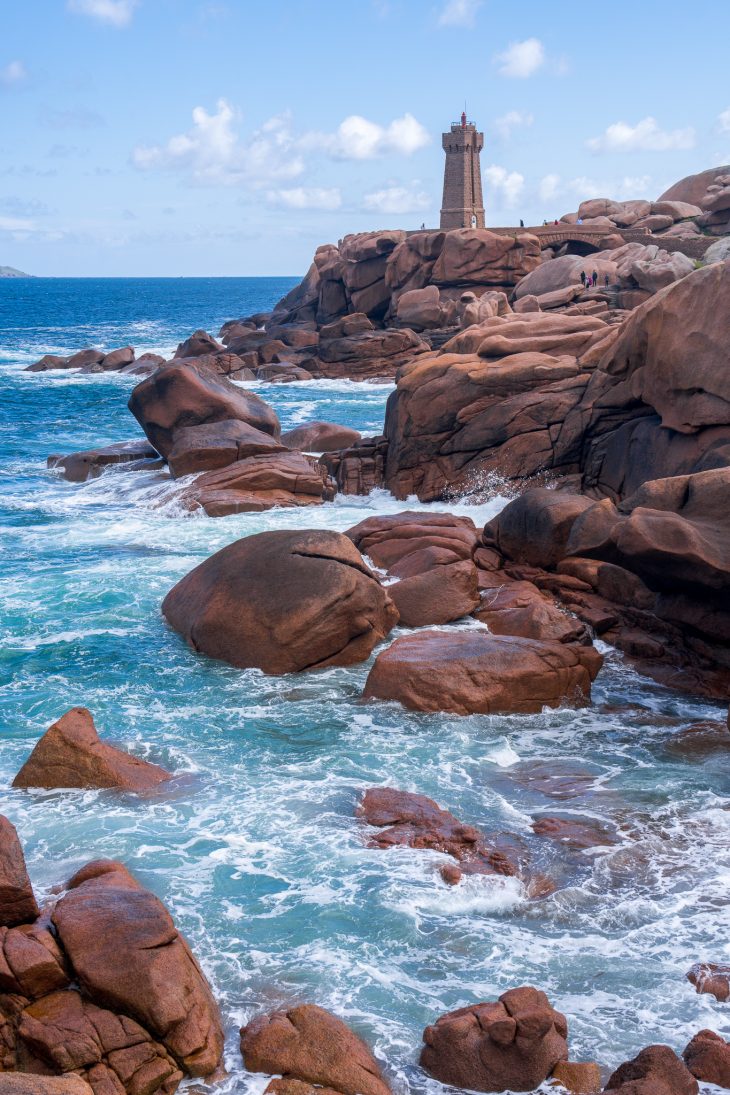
[{"xmin": 420, "ymin": 987, "xmax": 569, "ymax": 1092}]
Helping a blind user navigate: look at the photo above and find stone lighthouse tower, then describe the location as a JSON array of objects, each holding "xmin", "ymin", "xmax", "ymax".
[{"xmin": 440, "ymin": 111, "xmax": 485, "ymax": 230}]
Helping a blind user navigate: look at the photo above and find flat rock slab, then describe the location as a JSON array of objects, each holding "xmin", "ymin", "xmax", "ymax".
[
  {"xmin": 363, "ymin": 631, "xmax": 600, "ymax": 715},
  {"xmin": 48, "ymin": 440, "xmax": 159, "ymax": 483}
]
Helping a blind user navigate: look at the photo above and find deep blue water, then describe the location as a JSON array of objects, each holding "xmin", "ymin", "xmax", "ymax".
[{"xmin": 0, "ymin": 278, "xmax": 727, "ymax": 1094}]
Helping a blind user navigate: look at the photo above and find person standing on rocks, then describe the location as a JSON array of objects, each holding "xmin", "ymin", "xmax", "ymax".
[
  {"xmin": 580, "ymin": 271, "xmax": 587, "ymax": 289},
  {"xmin": 592, "ymin": 269, "xmax": 598, "ymax": 288},
  {"xmin": 604, "ymin": 272, "xmax": 610, "ymax": 289}
]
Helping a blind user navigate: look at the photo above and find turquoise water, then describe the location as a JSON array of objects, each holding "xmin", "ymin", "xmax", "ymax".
[{"xmin": 0, "ymin": 278, "xmax": 728, "ymax": 1094}]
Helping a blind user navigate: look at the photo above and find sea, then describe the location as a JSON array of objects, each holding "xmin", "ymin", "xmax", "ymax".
[{"xmin": 0, "ymin": 277, "xmax": 728, "ymax": 1094}]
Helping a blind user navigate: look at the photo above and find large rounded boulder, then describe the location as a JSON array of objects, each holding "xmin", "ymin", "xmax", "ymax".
[
  {"xmin": 162, "ymin": 530, "xmax": 399, "ymax": 674},
  {"xmin": 128, "ymin": 361, "xmax": 280, "ymax": 458}
]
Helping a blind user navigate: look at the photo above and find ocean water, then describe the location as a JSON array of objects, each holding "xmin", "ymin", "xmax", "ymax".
[{"xmin": 0, "ymin": 277, "xmax": 728, "ymax": 1095}]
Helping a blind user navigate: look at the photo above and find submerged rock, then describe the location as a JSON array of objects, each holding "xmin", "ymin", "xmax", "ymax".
[
  {"xmin": 687, "ymin": 961, "xmax": 730, "ymax": 1002},
  {"xmin": 605, "ymin": 1044, "xmax": 698, "ymax": 1094},
  {"xmin": 363, "ymin": 631, "xmax": 601, "ymax": 715},
  {"xmin": 12, "ymin": 707, "xmax": 171, "ymax": 793},
  {"xmin": 162, "ymin": 529, "xmax": 398, "ymax": 673},
  {"xmin": 420, "ymin": 987, "xmax": 568, "ymax": 1092},
  {"xmin": 0, "ymin": 816, "xmax": 39, "ymax": 927},
  {"xmin": 240, "ymin": 1004, "xmax": 390, "ymax": 1095},
  {"xmin": 358, "ymin": 787, "xmax": 517, "ymax": 880}
]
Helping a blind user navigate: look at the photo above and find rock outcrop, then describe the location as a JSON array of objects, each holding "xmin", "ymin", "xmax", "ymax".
[
  {"xmin": 240, "ymin": 1004, "xmax": 390, "ymax": 1095},
  {"xmin": 162, "ymin": 530, "xmax": 398, "ymax": 673},
  {"xmin": 420, "ymin": 988, "xmax": 568, "ymax": 1093},
  {"xmin": 357, "ymin": 788, "xmax": 517, "ymax": 881},
  {"xmin": 165, "ymin": 420, "xmax": 285, "ymax": 479},
  {"xmin": 51, "ymin": 860, "xmax": 223, "ymax": 1076},
  {"xmin": 363, "ymin": 631, "xmax": 600, "ymax": 715},
  {"xmin": 382, "ymin": 261, "xmax": 730, "ymax": 503},
  {"xmin": 12, "ymin": 708, "xmax": 171, "ymax": 793},
  {"xmin": 26, "ymin": 348, "xmax": 142, "ymax": 374},
  {"xmin": 0, "ymin": 838, "xmax": 223, "ymax": 1095},
  {"xmin": 0, "ymin": 1078, "xmax": 95, "ymax": 1095},
  {"xmin": 0, "ymin": 817, "xmax": 39, "ymax": 928}
]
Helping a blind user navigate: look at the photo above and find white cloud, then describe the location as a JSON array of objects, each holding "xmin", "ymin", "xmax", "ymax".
[
  {"xmin": 133, "ymin": 103, "xmax": 430, "ymax": 187},
  {"xmin": 0, "ymin": 60, "xmax": 27, "ymax": 87},
  {"xmin": 68, "ymin": 0, "xmax": 139, "ymax": 26},
  {"xmin": 0, "ymin": 215, "xmax": 35, "ymax": 232},
  {"xmin": 133, "ymin": 102, "xmax": 305, "ymax": 186},
  {"xmin": 484, "ymin": 165, "xmax": 524, "ymax": 208},
  {"xmin": 363, "ymin": 184, "xmax": 430, "ymax": 214},
  {"xmin": 494, "ymin": 111, "xmax": 534, "ymax": 139},
  {"xmin": 538, "ymin": 173, "xmax": 561, "ymax": 202},
  {"xmin": 718, "ymin": 108, "xmax": 730, "ymax": 134},
  {"xmin": 267, "ymin": 187, "xmax": 342, "ymax": 211},
  {"xmin": 308, "ymin": 113, "xmax": 430, "ymax": 160},
  {"xmin": 438, "ymin": 0, "xmax": 482, "ymax": 27},
  {"xmin": 495, "ymin": 38, "xmax": 545, "ymax": 78},
  {"xmin": 587, "ymin": 117, "xmax": 695, "ymax": 153}
]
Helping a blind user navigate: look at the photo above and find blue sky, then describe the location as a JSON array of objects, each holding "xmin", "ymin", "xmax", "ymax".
[{"xmin": 1, "ymin": 0, "xmax": 729, "ymax": 276}]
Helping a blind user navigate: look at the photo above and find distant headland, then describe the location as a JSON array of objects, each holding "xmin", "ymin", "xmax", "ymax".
[{"xmin": 0, "ymin": 265, "xmax": 32, "ymax": 278}]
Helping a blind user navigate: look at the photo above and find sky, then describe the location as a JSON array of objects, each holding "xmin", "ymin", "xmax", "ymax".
[{"xmin": 1, "ymin": 0, "xmax": 729, "ymax": 277}]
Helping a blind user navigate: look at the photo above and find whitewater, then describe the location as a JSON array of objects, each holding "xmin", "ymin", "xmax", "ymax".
[{"xmin": 0, "ymin": 277, "xmax": 727, "ymax": 1094}]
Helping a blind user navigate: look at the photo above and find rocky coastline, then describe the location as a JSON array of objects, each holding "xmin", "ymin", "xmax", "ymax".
[{"xmin": 5, "ymin": 164, "xmax": 730, "ymax": 1095}]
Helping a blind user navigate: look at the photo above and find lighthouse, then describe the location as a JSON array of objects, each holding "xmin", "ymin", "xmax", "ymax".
[{"xmin": 440, "ymin": 111, "xmax": 486, "ymax": 230}]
